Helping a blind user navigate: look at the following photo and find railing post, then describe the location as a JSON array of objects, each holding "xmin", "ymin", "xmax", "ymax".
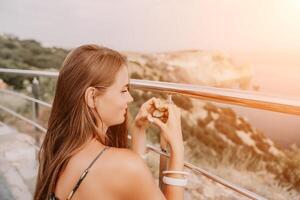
[
  {"xmin": 159, "ymin": 94, "xmax": 172, "ymax": 191},
  {"xmin": 32, "ymin": 77, "xmax": 39, "ymax": 126}
]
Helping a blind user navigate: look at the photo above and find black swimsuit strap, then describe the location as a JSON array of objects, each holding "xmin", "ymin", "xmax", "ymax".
[{"xmin": 51, "ymin": 146, "xmax": 110, "ymax": 200}]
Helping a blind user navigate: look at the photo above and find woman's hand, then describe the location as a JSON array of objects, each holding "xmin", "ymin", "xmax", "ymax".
[
  {"xmin": 130, "ymin": 97, "xmax": 158, "ymax": 157},
  {"xmin": 148, "ymin": 101, "xmax": 185, "ymax": 200},
  {"xmin": 133, "ymin": 97, "xmax": 157, "ymax": 130},
  {"xmin": 147, "ymin": 103, "xmax": 183, "ymax": 151},
  {"xmin": 136, "ymin": 99, "xmax": 185, "ymax": 200}
]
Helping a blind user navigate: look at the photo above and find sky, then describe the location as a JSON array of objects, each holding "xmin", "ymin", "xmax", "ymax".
[
  {"xmin": 1, "ymin": 0, "xmax": 300, "ymax": 145},
  {"xmin": 1, "ymin": 0, "xmax": 300, "ymax": 54},
  {"xmin": 1, "ymin": 0, "xmax": 300, "ymax": 97}
]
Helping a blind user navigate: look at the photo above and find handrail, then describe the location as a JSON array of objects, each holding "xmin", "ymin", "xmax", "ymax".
[
  {"xmin": 1, "ymin": 68, "xmax": 300, "ymax": 115},
  {"xmin": 132, "ymin": 79, "xmax": 300, "ymax": 116},
  {"xmin": 0, "ymin": 89, "xmax": 52, "ymax": 108},
  {"xmin": 0, "ymin": 68, "xmax": 58, "ymax": 77},
  {"xmin": 0, "ymin": 104, "xmax": 47, "ymax": 132}
]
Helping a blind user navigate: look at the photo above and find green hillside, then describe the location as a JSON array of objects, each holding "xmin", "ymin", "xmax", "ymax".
[{"xmin": 0, "ymin": 34, "xmax": 68, "ymax": 89}]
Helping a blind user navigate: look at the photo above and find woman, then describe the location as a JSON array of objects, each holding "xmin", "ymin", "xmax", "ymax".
[{"xmin": 34, "ymin": 44, "xmax": 185, "ymax": 200}]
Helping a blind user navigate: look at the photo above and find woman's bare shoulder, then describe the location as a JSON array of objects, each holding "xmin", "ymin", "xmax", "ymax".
[
  {"xmin": 102, "ymin": 147, "xmax": 148, "ymax": 174},
  {"xmin": 91, "ymin": 147, "xmax": 164, "ymax": 200},
  {"xmin": 66, "ymin": 146, "xmax": 143, "ymax": 174},
  {"xmin": 61, "ymin": 146, "xmax": 164, "ymax": 200}
]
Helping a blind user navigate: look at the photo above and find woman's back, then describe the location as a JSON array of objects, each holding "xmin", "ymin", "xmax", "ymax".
[
  {"xmin": 54, "ymin": 139, "xmax": 163, "ymax": 200},
  {"xmin": 54, "ymin": 139, "xmax": 123, "ymax": 199}
]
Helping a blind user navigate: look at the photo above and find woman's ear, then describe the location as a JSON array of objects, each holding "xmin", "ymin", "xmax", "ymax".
[{"xmin": 85, "ymin": 87, "xmax": 96, "ymax": 108}]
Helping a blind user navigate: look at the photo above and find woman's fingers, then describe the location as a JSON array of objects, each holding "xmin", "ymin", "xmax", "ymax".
[
  {"xmin": 138, "ymin": 98, "xmax": 156, "ymax": 117},
  {"xmin": 174, "ymin": 105, "xmax": 181, "ymax": 120},
  {"xmin": 165, "ymin": 104, "xmax": 176, "ymax": 122},
  {"xmin": 134, "ymin": 97, "xmax": 158, "ymax": 128},
  {"xmin": 135, "ymin": 97, "xmax": 181, "ymax": 132},
  {"xmin": 144, "ymin": 99, "xmax": 183, "ymax": 146},
  {"xmin": 144, "ymin": 97, "xmax": 156, "ymax": 110},
  {"xmin": 169, "ymin": 103, "xmax": 180, "ymax": 119},
  {"xmin": 147, "ymin": 114, "xmax": 165, "ymax": 130}
]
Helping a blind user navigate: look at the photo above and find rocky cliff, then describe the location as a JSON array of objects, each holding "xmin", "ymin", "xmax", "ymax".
[
  {"xmin": 125, "ymin": 50, "xmax": 252, "ymax": 89},
  {"xmin": 125, "ymin": 51, "xmax": 299, "ymax": 200}
]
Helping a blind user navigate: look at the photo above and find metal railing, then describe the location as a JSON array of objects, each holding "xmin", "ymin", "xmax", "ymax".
[
  {"xmin": 2, "ymin": 68, "xmax": 299, "ymax": 199},
  {"xmin": 0, "ymin": 104, "xmax": 47, "ymax": 132},
  {"xmin": 0, "ymin": 68, "xmax": 58, "ymax": 77},
  {"xmin": 1, "ymin": 68, "xmax": 300, "ymax": 116}
]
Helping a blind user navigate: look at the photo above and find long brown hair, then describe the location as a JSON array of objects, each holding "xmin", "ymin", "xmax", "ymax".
[{"xmin": 34, "ymin": 44, "xmax": 129, "ymax": 200}]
